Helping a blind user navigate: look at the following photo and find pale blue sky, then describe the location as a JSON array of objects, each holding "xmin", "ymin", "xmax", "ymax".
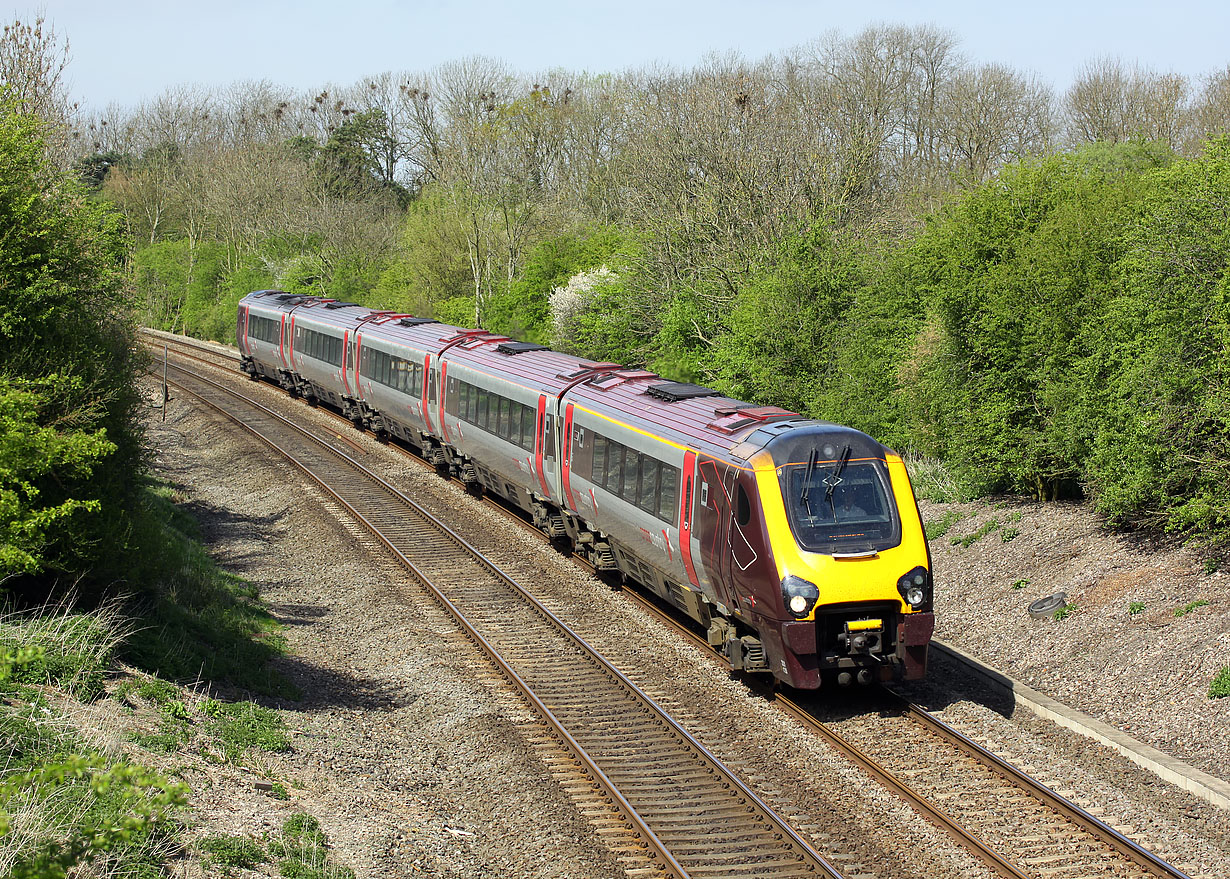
[{"xmin": 17, "ymin": 1, "xmax": 1230, "ymax": 110}]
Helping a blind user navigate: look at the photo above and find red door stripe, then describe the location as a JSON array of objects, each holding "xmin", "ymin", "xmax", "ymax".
[
  {"xmin": 341, "ymin": 330, "xmax": 351, "ymax": 395},
  {"xmin": 439, "ymin": 361, "xmax": 451, "ymax": 442},
  {"xmin": 421, "ymin": 354, "xmax": 434, "ymax": 434},
  {"xmin": 562, "ymin": 403, "xmax": 576, "ymax": 512},
  {"xmin": 534, "ymin": 395, "xmax": 551, "ymax": 498},
  {"xmin": 679, "ymin": 449, "xmax": 699, "ymax": 587}
]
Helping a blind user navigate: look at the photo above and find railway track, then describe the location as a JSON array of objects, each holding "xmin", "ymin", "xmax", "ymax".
[
  {"xmin": 158, "ymin": 356, "xmax": 845, "ymax": 879},
  {"xmin": 146, "ymin": 332, "xmax": 1200, "ymax": 879}
]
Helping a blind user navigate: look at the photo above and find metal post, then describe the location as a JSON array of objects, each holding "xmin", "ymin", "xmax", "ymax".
[{"xmin": 162, "ymin": 344, "xmax": 168, "ymax": 422}]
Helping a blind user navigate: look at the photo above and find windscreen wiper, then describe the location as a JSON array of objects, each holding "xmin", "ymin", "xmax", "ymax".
[
  {"xmin": 825, "ymin": 444, "xmax": 852, "ymax": 515},
  {"xmin": 800, "ymin": 447, "xmax": 818, "ymax": 516}
]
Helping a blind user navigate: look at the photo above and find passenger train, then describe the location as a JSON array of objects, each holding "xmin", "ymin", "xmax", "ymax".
[{"xmin": 236, "ymin": 290, "xmax": 934, "ymax": 689}]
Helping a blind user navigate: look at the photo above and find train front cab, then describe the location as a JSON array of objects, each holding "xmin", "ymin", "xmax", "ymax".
[{"xmin": 744, "ymin": 428, "xmax": 933, "ymax": 689}]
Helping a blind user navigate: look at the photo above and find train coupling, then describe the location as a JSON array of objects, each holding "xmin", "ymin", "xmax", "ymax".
[{"xmin": 837, "ymin": 618, "xmax": 884, "ymax": 656}]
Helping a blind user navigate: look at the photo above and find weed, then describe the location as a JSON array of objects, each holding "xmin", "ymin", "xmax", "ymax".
[
  {"xmin": 1210, "ymin": 667, "xmax": 1230, "ymax": 699},
  {"xmin": 1205, "ymin": 558, "xmax": 1221, "ymax": 575},
  {"xmin": 924, "ymin": 510, "xmax": 965, "ymax": 541},
  {"xmin": 131, "ymin": 716, "xmax": 192, "ymax": 754},
  {"xmin": 1053, "ymin": 604, "xmax": 1076, "ymax": 621},
  {"xmin": 204, "ymin": 701, "xmax": 289, "ymax": 761},
  {"xmin": 270, "ymin": 781, "xmax": 290, "ymax": 800},
  {"xmin": 270, "ymin": 814, "xmax": 354, "ymax": 879},
  {"xmin": 903, "ymin": 455, "xmax": 975, "ymax": 504},
  {"xmin": 199, "ymin": 834, "xmax": 267, "ymax": 870},
  {"xmin": 1174, "ymin": 600, "xmax": 1209, "ymax": 618},
  {"xmin": 1000, "ymin": 527, "xmax": 1020, "ymax": 542},
  {"xmin": 1129, "ymin": 601, "xmax": 1146, "ymax": 615},
  {"xmin": 1009, "ymin": 511, "xmax": 1023, "ymax": 523},
  {"xmin": 1011, "ymin": 578, "xmax": 1030, "ymax": 590},
  {"xmin": 0, "ymin": 602, "xmax": 128, "ymax": 700},
  {"xmin": 200, "ymin": 697, "xmax": 224, "ymax": 718},
  {"xmin": 954, "ymin": 518, "xmax": 1001, "ymax": 548}
]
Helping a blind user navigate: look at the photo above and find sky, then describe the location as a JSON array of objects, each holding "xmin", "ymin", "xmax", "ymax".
[{"xmin": 13, "ymin": 1, "xmax": 1230, "ymax": 111}]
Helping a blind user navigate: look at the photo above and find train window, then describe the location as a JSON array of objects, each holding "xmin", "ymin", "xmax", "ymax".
[
  {"xmin": 476, "ymin": 389, "xmax": 489, "ymax": 428},
  {"xmin": 521, "ymin": 404, "xmax": 535, "ymax": 451},
  {"xmin": 605, "ymin": 442, "xmax": 623, "ymax": 492},
  {"xmin": 592, "ymin": 435, "xmax": 607, "ymax": 484},
  {"xmin": 658, "ymin": 467, "xmax": 679, "ymax": 524},
  {"xmin": 736, "ymin": 483, "xmax": 752, "ymax": 527},
  {"xmin": 638, "ymin": 458, "xmax": 659, "ymax": 513},
  {"xmin": 622, "ymin": 451, "xmax": 639, "ymax": 499},
  {"xmin": 543, "ymin": 415, "xmax": 555, "ymax": 459}
]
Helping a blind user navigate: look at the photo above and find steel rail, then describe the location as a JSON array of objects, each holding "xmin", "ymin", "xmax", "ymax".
[
  {"xmin": 897, "ymin": 699, "xmax": 1192, "ymax": 879},
  {"xmin": 159, "ymin": 358, "xmax": 844, "ymax": 879}
]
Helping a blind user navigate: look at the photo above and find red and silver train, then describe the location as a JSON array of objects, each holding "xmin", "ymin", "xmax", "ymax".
[{"xmin": 237, "ymin": 290, "xmax": 934, "ymax": 689}]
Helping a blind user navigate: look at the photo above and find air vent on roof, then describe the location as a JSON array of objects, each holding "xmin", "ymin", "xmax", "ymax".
[
  {"xmin": 323, "ymin": 301, "xmax": 361, "ymax": 309},
  {"xmin": 645, "ymin": 382, "xmax": 719, "ymax": 403},
  {"xmin": 496, "ymin": 342, "xmax": 549, "ymax": 355},
  {"xmin": 398, "ymin": 317, "xmax": 438, "ymax": 327}
]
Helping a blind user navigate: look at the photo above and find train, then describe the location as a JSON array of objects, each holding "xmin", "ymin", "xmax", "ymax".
[{"xmin": 236, "ymin": 290, "xmax": 934, "ymax": 689}]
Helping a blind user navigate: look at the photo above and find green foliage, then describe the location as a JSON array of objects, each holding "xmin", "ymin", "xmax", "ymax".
[
  {"xmin": 120, "ymin": 484, "xmax": 293, "ymax": 697},
  {"xmin": 1000, "ymin": 527, "xmax": 1020, "ymax": 542},
  {"xmin": 199, "ymin": 834, "xmax": 268, "ymax": 871},
  {"xmin": 895, "ymin": 144, "xmax": 1172, "ymax": 500},
  {"xmin": 706, "ymin": 224, "xmax": 860, "ymax": 415},
  {"xmin": 1011, "ymin": 578, "xmax": 1030, "ymax": 590},
  {"xmin": 1174, "ymin": 599, "xmax": 1209, "ymax": 618},
  {"xmin": 0, "ymin": 100, "xmax": 141, "ymax": 590},
  {"xmin": 270, "ymin": 814, "xmax": 354, "ymax": 879},
  {"xmin": 1210, "ymin": 666, "xmax": 1230, "ymax": 699},
  {"xmin": 923, "ymin": 510, "xmax": 966, "ymax": 541},
  {"xmin": 483, "ymin": 226, "xmax": 624, "ymax": 345},
  {"xmin": 1052, "ymin": 603, "xmax": 1076, "ymax": 621},
  {"xmin": 1129, "ymin": 601, "xmax": 1146, "ymax": 615},
  {"xmin": 203, "ymin": 700, "xmax": 289, "ymax": 762}
]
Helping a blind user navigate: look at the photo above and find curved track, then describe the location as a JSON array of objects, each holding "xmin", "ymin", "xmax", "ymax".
[{"xmin": 158, "ymin": 354, "xmax": 844, "ymax": 879}]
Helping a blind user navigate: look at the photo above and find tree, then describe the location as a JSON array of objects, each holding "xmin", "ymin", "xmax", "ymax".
[
  {"xmin": 1066, "ymin": 58, "xmax": 1190, "ymax": 149},
  {"xmin": 0, "ymin": 16, "xmax": 74, "ymax": 165},
  {"xmin": 0, "ymin": 100, "xmax": 140, "ymax": 589}
]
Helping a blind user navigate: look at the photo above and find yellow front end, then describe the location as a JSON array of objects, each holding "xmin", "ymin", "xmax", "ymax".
[{"xmin": 751, "ymin": 450, "xmax": 934, "ymax": 686}]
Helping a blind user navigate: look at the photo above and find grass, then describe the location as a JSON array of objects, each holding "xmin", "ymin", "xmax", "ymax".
[
  {"xmin": 199, "ymin": 834, "xmax": 268, "ymax": 871},
  {"xmin": 924, "ymin": 510, "xmax": 966, "ymax": 541},
  {"xmin": 1129, "ymin": 601, "xmax": 1146, "ymax": 615},
  {"xmin": 904, "ymin": 454, "xmax": 975, "ymax": 504},
  {"xmin": 0, "ymin": 601, "xmax": 129, "ymax": 700},
  {"xmin": 203, "ymin": 700, "xmax": 289, "ymax": 762},
  {"xmin": 1210, "ymin": 667, "xmax": 1230, "ymax": 699},
  {"xmin": 270, "ymin": 814, "xmax": 355, "ymax": 879},
  {"xmin": 120, "ymin": 484, "xmax": 296, "ymax": 699},
  {"xmin": 1000, "ymin": 527, "xmax": 1020, "ymax": 542},
  {"xmin": 1173, "ymin": 599, "xmax": 1209, "ymax": 618}
]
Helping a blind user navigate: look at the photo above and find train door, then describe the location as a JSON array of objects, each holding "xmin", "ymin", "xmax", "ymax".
[
  {"xmin": 532, "ymin": 394, "xmax": 556, "ymax": 502},
  {"xmin": 237, "ymin": 305, "xmax": 250, "ymax": 354},
  {"xmin": 341, "ymin": 331, "xmax": 352, "ymax": 396},
  {"xmin": 421, "ymin": 355, "xmax": 435, "ymax": 434},
  {"xmin": 679, "ymin": 450, "xmax": 700, "ymax": 589}
]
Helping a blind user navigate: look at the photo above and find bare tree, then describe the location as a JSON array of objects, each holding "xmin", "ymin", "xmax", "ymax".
[
  {"xmin": 938, "ymin": 64, "xmax": 1054, "ymax": 181},
  {"xmin": 1187, "ymin": 65, "xmax": 1230, "ymax": 152},
  {"xmin": 0, "ymin": 16, "xmax": 75, "ymax": 164},
  {"xmin": 1066, "ymin": 58, "xmax": 1190, "ymax": 149}
]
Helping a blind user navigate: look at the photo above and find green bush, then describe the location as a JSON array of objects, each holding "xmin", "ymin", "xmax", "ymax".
[
  {"xmin": 204, "ymin": 701, "xmax": 289, "ymax": 761},
  {"xmin": 1210, "ymin": 667, "xmax": 1230, "ymax": 699}
]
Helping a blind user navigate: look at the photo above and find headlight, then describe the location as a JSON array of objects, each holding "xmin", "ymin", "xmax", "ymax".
[
  {"xmin": 897, "ymin": 566, "xmax": 931, "ymax": 610},
  {"xmin": 781, "ymin": 575, "xmax": 820, "ymax": 618}
]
